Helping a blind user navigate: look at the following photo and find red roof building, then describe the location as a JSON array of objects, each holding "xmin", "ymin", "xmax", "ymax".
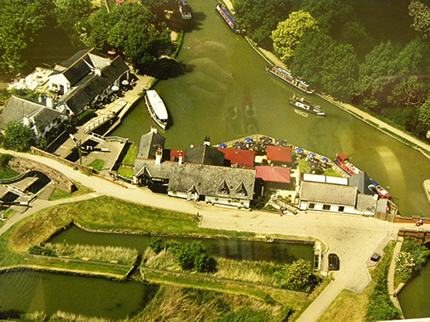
[
  {"xmin": 255, "ymin": 166, "xmax": 291, "ymax": 183},
  {"xmin": 218, "ymin": 148, "xmax": 255, "ymax": 168},
  {"xmin": 266, "ymin": 146, "xmax": 292, "ymax": 163}
]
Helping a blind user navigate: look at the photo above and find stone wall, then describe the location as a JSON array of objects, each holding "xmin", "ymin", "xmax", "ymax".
[{"xmin": 9, "ymin": 155, "xmax": 76, "ymax": 193}]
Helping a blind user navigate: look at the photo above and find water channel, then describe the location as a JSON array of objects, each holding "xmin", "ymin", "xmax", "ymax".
[
  {"xmin": 112, "ymin": 0, "xmax": 430, "ymax": 218},
  {"xmin": 0, "ymin": 226, "xmax": 313, "ymax": 318}
]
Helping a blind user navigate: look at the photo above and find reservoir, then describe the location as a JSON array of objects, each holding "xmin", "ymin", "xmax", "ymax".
[{"xmin": 112, "ymin": 0, "xmax": 430, "ymax": 218}]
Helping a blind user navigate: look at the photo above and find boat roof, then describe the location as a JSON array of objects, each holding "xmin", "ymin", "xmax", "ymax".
[{"xmin": 146, "ymin": 90, "xmax": 168, "ymax": 120}]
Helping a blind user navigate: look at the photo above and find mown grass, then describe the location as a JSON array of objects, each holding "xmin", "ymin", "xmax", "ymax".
[
  {"xmin": 48, "ymin": 180, "xmax": 94, "ymax": 201},
  {"xmin": 88, "ymin": 159, "xmax": 105, "ymax": 172},
  {"xmin": 317, "ymin": 241, "xmax": 396, "ymax": 321},
  {"xmin": 122, "ymin": 144, "xmax": 137, "ymax": 165}
]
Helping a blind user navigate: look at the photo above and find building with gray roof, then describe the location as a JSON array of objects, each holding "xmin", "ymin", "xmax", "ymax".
[
  {"xmin": 0, "ymin": 96, "xmax": 65, "ymax": 139},
  {"xmin": 49, "ymin": 49, "xmax": 130, "ymax": 116}
]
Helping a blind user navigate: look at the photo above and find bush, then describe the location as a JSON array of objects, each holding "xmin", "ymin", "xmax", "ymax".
[
  {"xmin": 366, "ymin": 269, "xmax": 401, "ymax": 321},
  {"xmin": 28, "ymin": 245, "xmax": 57, "ymax": 257},
  {"xmin": 176, "ymin": 241, "xmax": 215, "ymax": 273},
  {"xmin": 149, "ymin": 237, "xmax": 164, "ymax": 254}
]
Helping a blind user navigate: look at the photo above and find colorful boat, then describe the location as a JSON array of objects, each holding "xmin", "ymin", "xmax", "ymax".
[
  {"xmin": 178, "ymin": 0, "xmax": 192, "ymax": 20},
  {"xmin": 216, "ymin": 3, "xmax": 239, "ymax": 33},
  {"xmin": 335, "ymin": 153, "xmax": 391, "ymax": 199},
  {"xmin": 289, "ymin": 95, "xmax": 325, "ymax": 116},
  {"xmin": 266, "ymin": 65, "xmax": 313, "ymax": 94},
  {"xmin": 145, "ymin": 90, "xmax": 169, "ymax": 129}
]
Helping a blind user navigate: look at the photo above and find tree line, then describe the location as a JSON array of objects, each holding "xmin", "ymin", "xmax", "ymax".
[
  {"xmin": 234, "ymin": 0, "xmax": 430, "ymax": 142},
  {"xmin": 0, "ymin": 0, "xmax": 173, "ymax": 78}
]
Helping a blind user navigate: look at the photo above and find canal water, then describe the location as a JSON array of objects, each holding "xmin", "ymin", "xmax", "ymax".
[
  {"xmin": 0, "ymin": 269, "xmax": 155, "ymax": 320},
  {"xmin": 1, "ymin": 226, "xmax": 313, "ymax": 318},
  {"xmin": 48, "ymin": 225, "xmax": 315, "ymax": 264},
  {"xmin": 398, "ymin": 260, "xmax": 430, "ymax": 319},
  {"xmin": 112, "ymin": 0, "xmax": 430, "ymax": 218}
]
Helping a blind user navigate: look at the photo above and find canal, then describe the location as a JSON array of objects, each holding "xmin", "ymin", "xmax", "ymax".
[
  {"xmin": 48, "ymin": 225, "xmax": 315, "ymax": 264},
  {"xmin": 112, "ymin": 0, "xmax": 430, "ymax": 218}
]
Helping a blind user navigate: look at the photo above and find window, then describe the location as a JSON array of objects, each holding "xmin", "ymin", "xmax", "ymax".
[
  {"xmin": 338, "ymin": 206, "xmax": 345, "ymax": 212},
  {"xmin": 236, "ymin": 182, "xmax": 248, "ymax": 197},
  {"xmin": 309, "ymin": 203, "xmax": 315, "ymax": 209},
  {"xmin": 323, "ymin": 204, "xmax": 330, "ymax": 210},
  {"xmin": 218, "ymin": 180, "xmax": 230, "ymax": 195}
]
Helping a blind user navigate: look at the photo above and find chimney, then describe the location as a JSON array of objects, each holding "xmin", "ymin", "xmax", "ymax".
[
  {"xmin": 150, "ymin": 126, "xmax": 157, "ymax": 134},
  {"xmin": 178, "ymin": 151, "xmax": 183, "ymax": 165},
  {"xmin": 46, "ymin": 97, "xmax": 53, "ymax": 108},
  {"xmin": 155, "ymin": 146, "xmax": 162, "ymax": 165},
  {"xmin": 203, "ymin": 136, "xmax": 211, "ymax": 146}
]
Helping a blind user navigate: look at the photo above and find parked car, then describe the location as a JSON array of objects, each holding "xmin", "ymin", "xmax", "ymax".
[{"xmin": 328, "ymin": 253, "xmax": 340, "ymax": 270}]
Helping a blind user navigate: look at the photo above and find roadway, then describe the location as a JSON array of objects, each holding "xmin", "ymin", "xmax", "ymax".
[{"xmin": 0, "ymin": 147, "xmax": 425, "ymax": 321}]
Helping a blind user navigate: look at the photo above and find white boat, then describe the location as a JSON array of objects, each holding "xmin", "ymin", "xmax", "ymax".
[
  {"xmin": 145, "ymin": 90, "xmax": 169, "ymax": 129},
  {"xmin": 289, "ymin": 95, "xmax": 325, "ymax": 116}
]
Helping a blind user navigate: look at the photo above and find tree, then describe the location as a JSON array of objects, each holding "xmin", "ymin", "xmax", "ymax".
[
  {"xmin": 234, "ymin": 0, "xmax": 292, "ymax": 48},
  {"xmin": 355, "ymin": 41, "xmax": 398, "ymax": 109},
  {"xmin": 53, "ymin": 0, "xmax": 95, "ymax": 45},
  {"xmin": 0, "ymin": 0, "xmax": 50, "ymax": 75},
  {"xmin": 387, "ymin": 76, "xmax": 430, "ymax": 108},
  {"xmin": 409, "ymin": 0, "xmax": 430, "ymax": 38},
  {"xmin": 274, "ymin": 258, "xmax": 314, "ymax": 290},
  {"xmin": 320, "ymin": 42, "xmax": 358, "ymax": 100},
  {"xmin": 418, "ymin": 98, "xmax": 430, "ymax": 138},
  {"xmin": 176, "ymin": 241, "xmax": 212, "ymax": 273},
  {"xmin": 271, "ymin": 11, "xmax": 318, "ymax": 62},
  {"xmin": 87, "ymin": 2, "xmax": 172, "ymax": 66},
  {"xmin": 392, "ymin": 38, "xmax": 430, "ymax": 76},
  {"xmin": 301, "ymin": 0, "xmax": 353, "ymax": 37},
  {"xmin": 149, "ymin": 237, "xmax": 164, "ymax": 254},
  {"xmin": 2, "ymin": 121, "xmax": 35, "ymax": 152},
  {"xmin": 291, "ymin": 30, "xmax": 333, "ymax": 89}
]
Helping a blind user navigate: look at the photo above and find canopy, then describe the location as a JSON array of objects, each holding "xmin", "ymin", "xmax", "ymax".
[
  {"xmin": 295, "ymin": 147, "xmax": 304, "ymax": 154},
  {"xmin": 321, "ymin": 157, "xmax": 329, "ymax": 163},
  {"xmin": 218, "ymin": 143, "xmax": 227, "ymax": 148},
  {"xmin": 244, "ymin": 137, "xmax": 253, "ymax": 143},
  {"xmin": 308, "ymin": 152, "xmax": 316, "ymax": 158}
]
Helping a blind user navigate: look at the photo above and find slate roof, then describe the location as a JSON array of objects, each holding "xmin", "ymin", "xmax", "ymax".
[
  {"xmin": 60, "ymin": 56, "xmax": 129, "ymax": 115},
  {"xmin": 255, "ymin": 166, "xmax": 290, "ymax": 183},
  {"xmin": 356, "ymin": 194, "xmax": 377, "ymax": 213},
  {"xmin": 137, "ymin": 130, "xmax": 166, "ymax": 159},
  {"xmin": 300, "ymin": 181, "xmax": 357, "ymax": 206},
  {"xmin": 134, "ymin": 159, "xmax": 256, "ymax": 201},
  {"xmin": 267, "ymin": 146, "xmax": 292, "ymax": 163},
  {"xmin": 0, "ymin": 96, "xmax": 62, "ymax": 134},
  {"xmin": 218, "ymin": 148, "xmax": 255, "ymax": 168},
  {"xmin": 185, "ymin": 144, "xmax": 225, "ymax": 166},
  {"xmin": 27, "ymin": 106, "xmax": 63, "ymax": 131},
  {"xmin": 349, "ymin": 171, "xmax": 376, "ymax": 195},
  {"xmin": 0, "ymin": 96, "xmax": 40, "ymax": 129}
]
